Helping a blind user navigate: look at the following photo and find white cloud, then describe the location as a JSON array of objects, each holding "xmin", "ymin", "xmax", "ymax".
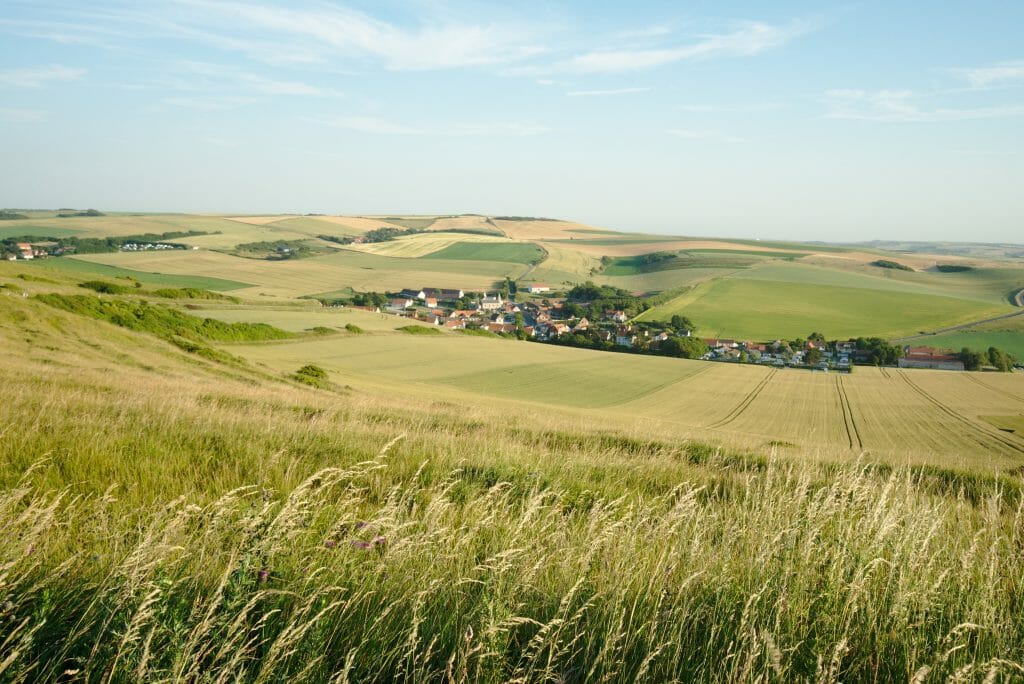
[
  {"xmin": 824, "ymin": 88, "xmax": 1024, "ymax": 122},
  {"xmin": 677, "ymin": 102, "xmax": 782, "ymax": 113},
  {"xmin": 168, "ymin": 0, "xmax": 546, "ymax": 71},
  {"xmin": 566, "ymin": 87, "xmax": 651, "ymax": 97},
  {"xmin": 951, "ymin": 61, "xmax": 1024, "ymax": 88},
  {"xmin": 531, "ymin": 20, "xmax": 811, "ymax": 74},
  {"xmin": 0, "ymin": 64, "xmax": 86, "ymax": 88},
  {"xmin": 668, "ymin": 128, "xmax": 744, "ymax": 143},
  {"xmin": 319, "ymin": 116, "xmax": 424, "ymax": 135}
]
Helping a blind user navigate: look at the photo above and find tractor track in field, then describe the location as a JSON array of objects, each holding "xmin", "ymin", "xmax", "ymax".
[
  {"xmin": 706, "ymin": 368, "xmax": 777, "ymax": 430},
  {"xmin": 836, "ymin": 375, "xmax": 864, "ymax": 450},
  {"xmin": 963, "ymin": 373, "xmax": 1024, "ymax": 406},
  {"xmin": 897, "ymin": 371, "xmax": 1024, "ymax": 456}
]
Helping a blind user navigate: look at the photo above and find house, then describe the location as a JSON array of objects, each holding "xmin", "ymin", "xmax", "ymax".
[
  {"xmin": 449, "ymin": 309, "xmax": 476, "ymax": 319},
  {"xmin": 526, "ymin": 283, "xmax": 550, "ymax": 294},
  {"xmin": 16, "ymin": 243, "xmax": 33, "ymax": 260},
  {"xmin": 572, "ymin": 317, "xmax": 590, "ymax": 332},
  {"xmin": 485, "ymin": 323, "xmax": 518, "ymax": 334},
  {"xmin": 479, "ymin": 293, "xmax": 504, "ymax": 311},
  {"xmin": 614, "ymin": 327, "xmax": 636, "ymax": 347},
  {"xmin": 388, "ymin": 298, "xmax": 415, "ymax": 311},
  {"xmin": 423, "ymin": 297, "xmax": 439, "ymax": 308},
  {"xmin": 444, "ymin": 319, "xmax": 466, "ymax": 330},
  {"xmin": 611, "ymin": 310, "xmax": 628, "ymax": 324},
  {"xmin": 420, "ymin": 288, "xmax": 464, "ymax": 302}
]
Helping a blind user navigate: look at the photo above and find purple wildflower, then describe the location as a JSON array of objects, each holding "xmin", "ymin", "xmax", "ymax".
[
  {"xmin": 258, "ymin": 568, "xmax": 270, "ymax": 583},
  {"xmin": 351, "ymin": 540, "xmax": 372, "ymax": 550},
  {"xmin": 325, "ymin": 539, "xmax": 337, "ymax": 549}
]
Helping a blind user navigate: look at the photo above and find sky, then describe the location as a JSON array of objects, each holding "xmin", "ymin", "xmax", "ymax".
[{"xmin": 1, "ymin": 1, "xmax": 1022, "ymax": 242}]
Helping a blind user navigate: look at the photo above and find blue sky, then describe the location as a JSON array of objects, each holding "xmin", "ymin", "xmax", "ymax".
[{"xmin": 1, "ymin": 1, "xmax": 1022, "ymax": 241}]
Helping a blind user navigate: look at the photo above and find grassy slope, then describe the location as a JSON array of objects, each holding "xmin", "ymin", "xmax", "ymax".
[
  {"xmin": 30, "ymin": 254, "xmax": 252, "ymax": 290},
  {"xmin": 914, "ymin": 314, "xmax": 1024, "ymax": 358},
  {"xmin": 1, "ymin": 273, "xmax": 1023, "ymax": 681}
]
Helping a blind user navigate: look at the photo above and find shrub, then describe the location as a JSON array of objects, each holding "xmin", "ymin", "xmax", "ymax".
[
  {"xmin": 79, "ymin": 280, "xmax": 132, "ymax": 295},
  {"xmin": 397, "ymin": 325, "xmax": 441, "ymax": 335},
  {"xmin": 292, "ymin": 363, "xmax": 330, "ymax": 388},
  {"xmin": 871, "ymin": 259, "xmax": 914, "ymax": 271},
  {"xmin": 344, "ymin": 323, "xmax": 364, "ymax": 334}
]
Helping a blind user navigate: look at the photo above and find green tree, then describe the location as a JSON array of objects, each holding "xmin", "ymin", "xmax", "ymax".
[
  {"xmin": 669, "ymin": 315, "xmax": 695, "ymax": 333},
  {"xmin": 958, "ymin": 347, "xmax": 984, "ymax": 371},
  {"xmin": 987, "ymin": 347, "xmax": 1014, "ymax": 372},
  {"xmin": 805, "ymin": 348, "xmax": 823, "ymax": 366}
]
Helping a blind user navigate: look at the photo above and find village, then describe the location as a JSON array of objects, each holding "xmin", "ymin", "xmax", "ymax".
[{"xmin": 340, "ymin": 282, "xmax": 979, "ymax": 372}]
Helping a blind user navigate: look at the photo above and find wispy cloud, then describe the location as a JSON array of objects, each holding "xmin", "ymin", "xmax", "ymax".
[
  {"xmin": 158, "ymin": 0, "xmax": 546, "ymax": 71},
  {"xmin": 668, "ymin": 128, "xmax": 744, "ymax": 143},
  {"xmin": 0, "ymin": 64, "xmax": 85, "ymax": 88},
  {"xmin": 824, "ymin": 88, "xmax": 1024, "ymax": 122},
  {"xmin": 162, "ymin": 95, "xmax": 260, "ymax": 110},
  {"xmin": 677, "ymin": 102, "xmax": 783, "ymax": 113},
  {"xmin": 316, "ymin": 116, "xmax": 547, "ymax": 136},
  {"xmin": 526, "ymin": 20, "xmax": 812, "ymax": 74},
  {"xmin": 0, "ymin": 107, "xmax": 47, "ymax": 122},
  {"xmin": 566, "ymin": 87, "xmax": 651, "ymax": 97},
  {"xmin": 950, "ymin": 60, "xmax": 1024, "ymax": 88}
]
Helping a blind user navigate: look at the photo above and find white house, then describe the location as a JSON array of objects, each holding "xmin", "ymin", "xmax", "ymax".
[
  {"xmin": 479, "ymin": 293, "xmax": 504, "ymax": 311},
  {"xmin": 527, "ymin": 283, "xmax": 550, "ymax": 294}
]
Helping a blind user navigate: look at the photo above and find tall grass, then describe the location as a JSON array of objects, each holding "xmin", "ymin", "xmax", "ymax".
[
  {"xmin": 3, "ymin": 450, "xmax": 1023, "ymax": 682},
  {"xmin": 2, "ymin": 277, "xmax": 1023, "ymax": 681}
]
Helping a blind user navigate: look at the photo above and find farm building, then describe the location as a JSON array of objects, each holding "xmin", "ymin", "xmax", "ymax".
[
  {"xmin": 420, "ymin": 288, "xmax": 464, "ymax": 302},
  {"xmin": 526, "ymin": 283, "xmax": 550, "ymax": 294},
  {"xmin": 898, "ymin": 346, "xmax": 965, "ymax": 371}
]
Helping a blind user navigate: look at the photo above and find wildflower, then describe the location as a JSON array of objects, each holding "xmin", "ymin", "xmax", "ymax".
[
  {"xmin": 351, "ymin": 540, "xmax": 372, "ymax": 550},
  {"xmin": 258, "ymin": 568, "xmax": 270, "ymax": 583},
  {"xmin": 324, "ymin": 539, "xmax": 337, "ymax": 549},
  {"xmin": 373, "ymin": 536, "xmax": 387, "ymax": 548}
]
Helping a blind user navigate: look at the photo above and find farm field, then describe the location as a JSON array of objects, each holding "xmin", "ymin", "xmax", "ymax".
[
  {"xmin": 31, "ymin": 252, "xmax": 252, "ymax": 290},
  {"xmin": 637, "ymin": 275, "xmax": 1012, "ymax": 339},
  {"xmin": 69, "ymin": 247, "xmax": 521, "ymax": 297},
  {"xmin": 230, "ymin": 329, "xmax": 1024, "ymax": 470},
  {"xmin": 344, "ymin": 231, "xmax": 520, "ymax": 258}
]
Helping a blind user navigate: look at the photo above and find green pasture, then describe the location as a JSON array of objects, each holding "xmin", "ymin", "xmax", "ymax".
[
  {"xmin": 421, "ymin": 241, "xmax": 545, "ymax": 264},
  {"xmin": 637, "ymin": 277, "xmax": 1009, "ymax": 340}
]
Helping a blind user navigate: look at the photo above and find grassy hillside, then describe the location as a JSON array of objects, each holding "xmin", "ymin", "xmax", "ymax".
[
  {"xmin": 638, "ymin": 276, "xmax": 1011, "ymax": 339},
  {"xmin": 1, "ymin": 267, "xmax": 1024, "ymax": 681}
]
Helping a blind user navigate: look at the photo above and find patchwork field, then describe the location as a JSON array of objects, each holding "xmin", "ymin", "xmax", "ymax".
[
  {"xmin": 70, "ymin": 248, "xmax": 520, "ymax": 297},
  {"xmin": 228, "ymin": 330, "xmax": 1024, "ymax": 470}
]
